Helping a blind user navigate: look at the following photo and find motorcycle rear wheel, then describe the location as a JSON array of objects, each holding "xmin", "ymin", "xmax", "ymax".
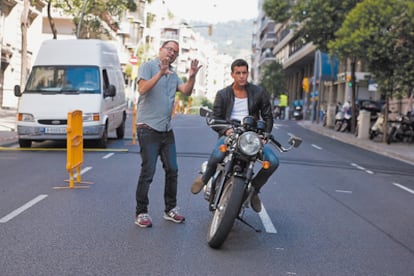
[{"xmin": 207, "ymin": 175, "xmax": 245, "ymax": 249}]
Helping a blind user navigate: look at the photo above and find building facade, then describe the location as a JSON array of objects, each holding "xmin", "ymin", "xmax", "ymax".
[{"xmin": 0, "ymin": 0, "xmax": 232, "ymax": 110}]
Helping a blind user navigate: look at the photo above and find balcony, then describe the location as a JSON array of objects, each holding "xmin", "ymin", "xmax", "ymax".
[{"xmin": 259, "ymin": 32, "xmax": 277, "ymax": 49}]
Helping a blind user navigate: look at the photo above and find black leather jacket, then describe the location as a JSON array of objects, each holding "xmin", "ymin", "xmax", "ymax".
[{"xmin": 212, "ymin": 83, "xmax": 274, "ymax": 136}]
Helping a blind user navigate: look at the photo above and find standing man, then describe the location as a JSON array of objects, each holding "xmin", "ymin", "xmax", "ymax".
[
  {"xmin": 135, "ymin": 40, "xmax": 202, "ymax": 228},
  {"xmin": 191, "ymin": 59, "xmax": 279, "ymax": 212}
]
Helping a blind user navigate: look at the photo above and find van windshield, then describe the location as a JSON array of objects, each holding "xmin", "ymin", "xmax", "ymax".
[{"xmin": 25, "ymin": 66, "xmax": 100, "ymax": 94}]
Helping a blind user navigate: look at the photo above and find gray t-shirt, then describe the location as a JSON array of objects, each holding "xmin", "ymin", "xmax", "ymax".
[{"xmin": 137, "ymin": 58, "xmax": 183, "ymax": 132}]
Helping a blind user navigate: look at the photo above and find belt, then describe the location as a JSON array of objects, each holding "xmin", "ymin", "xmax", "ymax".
[
  {"xmin": 137, "ymin": 123, "xmax": 153, "ymax": 130},
  {"xmin": 137, "ymin": 124, "xmax": 169, "ymax": 133}
]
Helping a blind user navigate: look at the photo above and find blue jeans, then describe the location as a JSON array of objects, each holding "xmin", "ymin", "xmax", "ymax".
[
  {"xmin": 136, "ymin": 127, "xmax": 178, "ymax": 215},
  {"xmin": 202, "ymin": 136, "xmax": 279, "ymax": 192}
]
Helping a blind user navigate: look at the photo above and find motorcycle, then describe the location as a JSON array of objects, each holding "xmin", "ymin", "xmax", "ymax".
[
  {"xmin": 387, "ymin": 113, "xmax": 414, "ymax": 144},
  {"xmin": 339, "ymin": 112, "xmax": 352, "ymax": 132},
  {"xmin": 197, "ymin": 107, "xmax": 302, "ymax": 249},
  {"xmin": 369, "ymin": 112, "xmax": 385, "ymax": 140},
  {"xmin": 334, "ymin": 107, "xmax": 344, "ymax": 131},
  {"xmin": 293, "ymin": 106, "xmax": 303, "ymax": 120}
]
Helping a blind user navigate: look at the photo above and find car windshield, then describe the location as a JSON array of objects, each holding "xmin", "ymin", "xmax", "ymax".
[{"xmin": 25, "ymin": 66, "xmax": 100, "ymax": 94}]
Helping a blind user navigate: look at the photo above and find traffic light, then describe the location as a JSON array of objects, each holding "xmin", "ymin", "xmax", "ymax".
[
  {"xmin": 208, "ymin": 25, "xmax": 213, "ymax": 36},
  {"xmin": 346, "ymin": 75, "xmax": 353, "ymax": 87},
  {"xmin": 302, "ymin": 77, "xmax": 309, "ymax": 93}
]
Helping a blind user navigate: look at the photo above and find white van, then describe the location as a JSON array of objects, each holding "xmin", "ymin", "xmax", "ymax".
[{"xmin": 14, "ymin": 39, "xmax": 127, "ymax": 148}]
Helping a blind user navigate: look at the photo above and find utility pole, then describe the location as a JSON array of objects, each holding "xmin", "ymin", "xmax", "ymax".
[
  {"xmin": 20, "ymin": 0, "xmax": 29, "ymax": 88},
  {"xmin": 77, "ymin": 0, "xmax": 89, "ymax": 38}
]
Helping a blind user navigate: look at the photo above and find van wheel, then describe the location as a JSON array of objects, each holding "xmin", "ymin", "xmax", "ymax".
[
  {"xmin": 19, "ymin": 139, "xmax": 32, "ymax": 148},
  {"xmin": 96, "ymin": 124, "xmax": 108, "ymax": 148},
  {"xmin": 116, "ymin": 116, "xmax": 125, "ymax": 139}
]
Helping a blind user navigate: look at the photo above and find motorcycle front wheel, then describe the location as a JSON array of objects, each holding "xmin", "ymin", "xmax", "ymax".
[
  {"xmin": 334, "ymin": 120, "xmax": 342, "ymax": 131},
  {"xmin": 207, "ymin": 175, "xmax": 245, "ymax": 249},
  {"xmin": 387, "ymin": 127, "xmax": 396, "ymax": 144}
]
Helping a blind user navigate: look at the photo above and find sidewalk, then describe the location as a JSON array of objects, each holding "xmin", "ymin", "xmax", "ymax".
[
  {"xmin": 298, "ymin": 120, "xmax": 414, "ymax": 166},
  {"xmin": 0, "ymin": 108, "xmax": 18, "ymax": 147},
  {"xmin": 1, "ymin": 108, "xmax": 413, "ymax": 165}
]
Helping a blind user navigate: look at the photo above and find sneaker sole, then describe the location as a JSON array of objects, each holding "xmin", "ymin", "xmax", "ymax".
[
  {"xmin": 134, "ymin": 221, "xmax": 152, "ymax": 228},
  {"xmin": 163, "ymin": 214, "xmax": 185, "ymax": 223}
]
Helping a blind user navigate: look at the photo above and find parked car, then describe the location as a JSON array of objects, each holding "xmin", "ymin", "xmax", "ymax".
[{"xmin": 355, "ymin": 99, "xmax": 383, "ymax": 121}]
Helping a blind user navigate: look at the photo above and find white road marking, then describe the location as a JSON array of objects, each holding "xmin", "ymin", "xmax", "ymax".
[
  {"xmin": 258, "ymin": 204, "xmax": 277, "ymax": 233},
  {"xmin": 336, "ymin": 189, "xmax": 353, "ymax": 194},
  {"xmin": 103, "ymin": 153, "xmax": 114, "ymax": 159},
  {"xmin": 351, "ymin": 163, "xmax": 374, "ymax": 175},
  {"xmin": 311, "ymin": 144, "xmax": 322, "ymax": 150},
  {"xmin": 0, "ymin": 194, "xmax": 48, "ymax": 223},
  {"xmin": 74, "ymin": 166, "xmax": 92, "ymax": 178},
  {"xmin": 392, "ymin": 182, "xmax": 414, "ymax": 195}
]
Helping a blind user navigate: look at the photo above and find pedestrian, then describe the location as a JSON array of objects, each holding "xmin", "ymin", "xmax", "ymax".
[
  {"xmin": 135, "ymin": 40, "xmax": 202, "ymax": 228},
  {"xmin": 190, "ymin": 58, "xmax": 278, "ymax": 213}
]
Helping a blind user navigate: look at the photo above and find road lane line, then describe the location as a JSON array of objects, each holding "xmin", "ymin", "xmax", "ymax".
[
  {"xmin": 351, "ymin": 163, "xmax": 374, "ymax": 175},
  {"xmin": 311, "ymin": 144, "xmax": 322, "ymax": 150},
  {"xmin": 103, "ymin": 153, "xmax": 114, "ymax": 159},
  {"xmin": 392, "ymin": 182, "xmax": 414, "ymax": 195},
  {"xmin": 74, "ymin": 166, "xmax": 92, "ymax": 178},
  {"xmin": 336, "ymin": 189, "xmax": 353, "ymax": 194},
  {"xmin": 0, "ymin": 194, "xmax": 48, "ymax": 223},
  {"xmin": 258, "ymin": 204, "xmax": 277, "ymax": 234}
]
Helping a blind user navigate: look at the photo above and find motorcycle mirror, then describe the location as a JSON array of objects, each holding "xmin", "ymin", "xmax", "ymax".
[
  {"xmin": 288, "ymin": 136, "xmax": 302, "ymax": 148},
  {"xmin": 200, "ymin": 107, "xmax": 212, "ymax": 118}
]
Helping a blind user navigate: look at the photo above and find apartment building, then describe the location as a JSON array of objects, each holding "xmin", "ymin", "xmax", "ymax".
[
  {"xmin": 252, "ymin": 0, "xmax": 378, "ymax": 124},
  {"xmin": 1, "ymin": 0, "xmax": 231, "ymax": 110}
]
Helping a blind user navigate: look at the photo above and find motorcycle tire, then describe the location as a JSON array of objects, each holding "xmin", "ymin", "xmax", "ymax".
[
  {"xmin": 334, "ymin": 121, "xmax": 342, "ymax": 131},
  {"xmin": 207, "ymin": 175, "xmax": 245, "ymax": 249},
  {"xmin": 340, "ymin": 121, "xmax": 348, "ymax": 132},
  {"xmin": 369, "ymin": 130, "xmax": 375, "ymax": 140},
  {"xmin": 387, "ymin": 127, "xmax": 396, "ymax": 144}
]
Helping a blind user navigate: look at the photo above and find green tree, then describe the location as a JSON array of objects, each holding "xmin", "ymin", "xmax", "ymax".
[
  {"xmin": 47, "ymin": 0, "xmax": 136, "ymax": 39},
  {"xmin": 329, "ymin": 0, "xmax": 414, "ymax": 140},
  {"xmin": 263, "ymin": 0, "xmax": 292, "ymax": 24},
  {"xmin": 260, "ymin": 61, "xmax": 285, "ymax": 101},
  {"xmin": 263, "ymin": 0, "xmax": 361, "ymax": 126},
  {"xmin": 328, "ymin": 0, "xmax": 414, "ymax": 98},
  {"xmin": 263, "ymin": 0, "xmax": 361, "ymax": 52}
]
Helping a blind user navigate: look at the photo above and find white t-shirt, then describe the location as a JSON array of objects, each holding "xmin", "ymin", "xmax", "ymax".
[{"xmin": 231, "ymin": 97, "xmax": 248, "ymax": 122}]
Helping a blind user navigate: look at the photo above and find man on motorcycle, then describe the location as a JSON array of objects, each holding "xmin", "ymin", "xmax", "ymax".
[{"xmin": 191, "ymin": 59, "xmax": 279, "ymax": 212}]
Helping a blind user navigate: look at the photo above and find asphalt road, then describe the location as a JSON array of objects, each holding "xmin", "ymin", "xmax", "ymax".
[{"xmin": 0, "ymin": 113, "xmax": 413, "ymax": 275}]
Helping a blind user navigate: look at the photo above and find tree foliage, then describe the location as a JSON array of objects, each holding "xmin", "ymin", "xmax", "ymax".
[
  {"xmin": 259, "ymin": 61, "xmax": 286, "ymax": 98},
  {"xmin": 263, "ymin": 0, "xmax": 361, "ymax": 52},
  {"xmin": 49, "ymin": 0, "xmax": 136, "ymax": 39},
  {"xmin": 329, "ymin": 0, "xmax": 414, "ymax": 96},
  {"xmin": 291, "ymin": 0, "xmax": 361, "ymax": 52},
  {"xmin": 263, "ymin": 0, "xmax": 292, "ymax": 23}
]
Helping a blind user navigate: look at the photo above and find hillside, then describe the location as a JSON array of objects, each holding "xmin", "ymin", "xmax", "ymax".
[{"xmin": 189, "ymin": 19, "xmax": 255, "ymax": 59}]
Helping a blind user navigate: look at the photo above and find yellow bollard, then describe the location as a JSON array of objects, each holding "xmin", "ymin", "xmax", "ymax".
[{"xmin": 54, "ymin": 110, "xmax": 93, "ymax": 189}]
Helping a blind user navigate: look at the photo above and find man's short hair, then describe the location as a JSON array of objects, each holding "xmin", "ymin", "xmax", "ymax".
[
  {"xmin": 161, "ymin": 40, "xmax": 179, "ymax": 48},
  {"xmin": 231, "ymin": 59, "xmax": 249, "ymax": 72}
]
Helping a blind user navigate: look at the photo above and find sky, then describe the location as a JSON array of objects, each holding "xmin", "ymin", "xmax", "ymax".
[{"xmin": 164, "ymin": 0, "xmax": 259, "ymax": 23}]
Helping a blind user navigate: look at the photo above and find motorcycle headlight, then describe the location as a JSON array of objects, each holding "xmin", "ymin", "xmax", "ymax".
[{"xmin": 238, "ymin": 131, "xmax": 261, "ymax": 156}]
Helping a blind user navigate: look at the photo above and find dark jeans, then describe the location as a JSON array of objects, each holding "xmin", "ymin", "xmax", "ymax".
[
  {"xmin": 136, "ymin": 127, "xmax": 178, "ymax": 215},
  {"xmin": 202, "ymin": 136, "xmax": 279, "ymax": 192}
]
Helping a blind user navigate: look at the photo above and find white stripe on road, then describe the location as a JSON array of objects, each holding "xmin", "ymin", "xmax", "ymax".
[
  {"xmin": 103, "ymin": 153, "xmax": 114, "ymax": 159},
  {"xmin": 351, "ymin": 163, "xmax": 374, "ymax": 175},
  {"xmin": 258, "ymin": 204, "xmax": 277, "ymax": 234},
  {"xmin": 0, "ymin": 194, "xmax": 48, "ymax": 223},
  {"xmin": 74, "ymin": 166, "xmax": 92, "ymax": 178},
  {"xmin": 311, "ymin": 144, "xmax": 322, "ymax": 150},
  {"xmin": 335, "ymin": 189, "xmax": 353, "ymax": 194},
  {"xmin": 392, "ymin": 182, "xmax": 414, "ymax": 195}
]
